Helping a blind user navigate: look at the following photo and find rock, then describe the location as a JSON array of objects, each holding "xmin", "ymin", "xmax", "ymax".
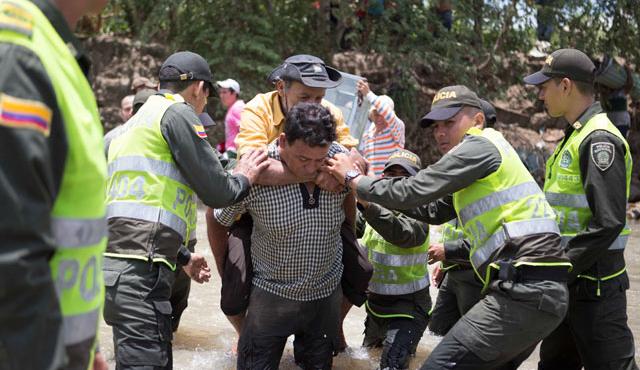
[{"xmin": 82, "ymin": 35, "xmax": 168, "ymax": 132}]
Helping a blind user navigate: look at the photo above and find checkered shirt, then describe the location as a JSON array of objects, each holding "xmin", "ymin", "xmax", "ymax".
[{"xmin": 214, "ymin": 141, "xmax": 349, "ymax": 301}]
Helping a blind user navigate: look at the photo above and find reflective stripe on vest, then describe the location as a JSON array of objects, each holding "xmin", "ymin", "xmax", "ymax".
[
  {"xmin": 108, "ymin": 155, "xmax": 188, "ymax": 185},
  {"xmin": 545, "ymin": 192, "xmax": 589, "ymax": 209},
  {"xmin": 560, "ymin": 233, "xmax": 628, "ymax": 251},
  {"xmin": 368, "ymin": 275, "xmax": 430, "ymax": 295},
  {"xmin": 52, "ymin": 217, "xmax": 107, "ymax": 249},
  {"xmin": 107, "ymin": 202, "xmax": 187, "ymax": 237},
  {"xmin": 368, "ymin": 248, "xmax": 428, "ymax": 267},
  {"xmin": 453, "ymin": 128, "xmax": 564, "ymax": 284},
  {"xmin": 470, "ymin": 218, "xmax": 560, "ymax": 269},
  {"xmin": 458, "ymin": 181, "xmax": 541, "ymax": 225},
  {"xmin": 0, "ymin": 1, "xmax": 108, "ymax": 366},
  {"xmin": 62, "ymin": 308, "xmax": 101, "ymax": 345}
]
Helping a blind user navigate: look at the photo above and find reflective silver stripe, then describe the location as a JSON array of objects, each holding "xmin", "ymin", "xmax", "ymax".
[
  {"xmin": 107, "ymin": 202, "xmax": 187, "ymax": 237},
  {"xmin": 459, "ymin": 182, "xmax": 541, "ymax": 224},
  {"xmin": 471, "ymin": 218, "xmax": 560, "ymax": 269},
  {"xmin": 369, "ymin": 275, "xmax": 429, "ymax": 295},
  {"xmin": 544, "ymin": 192, "xmax": 589, "ymax": 209},
  {"xmin": 560, "ymin": 234, "xmax": 628, "ymax": 251},
  {"xmin": 63, "ymin": 308, "xmax": 100, "ymax": 345},
  {"xmin": 444, "ymin": 241, "xmax": 460, "ymax": 250},
  {"xmin": 52, "ymin": 217, "xmax": 107, "ymax": 248},
  {"xmin": 108, "ymin": 156, "xmax": 188, "ymax": 185},
  {"xmin": 368, "ymin": 249, "xmax": 428, "ymax": 267}
]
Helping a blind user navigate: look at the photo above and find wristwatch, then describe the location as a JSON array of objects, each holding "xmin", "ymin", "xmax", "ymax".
[{"xmin": 344, "ymin": 168, "xmax": 361, "ymax": 186}]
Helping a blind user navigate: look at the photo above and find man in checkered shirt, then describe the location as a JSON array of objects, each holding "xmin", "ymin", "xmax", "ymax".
[{"xmin": 214, "ymin": 102, "xmax": 355, "ymax": 369}]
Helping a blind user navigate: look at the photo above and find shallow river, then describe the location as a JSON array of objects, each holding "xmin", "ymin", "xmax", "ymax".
[{"xmin": 99, "ymin": 209, "xmax": 640, "ymax": 369}]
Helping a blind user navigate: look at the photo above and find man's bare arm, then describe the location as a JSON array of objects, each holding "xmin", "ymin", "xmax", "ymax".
[{"xmin": 205, "ymin": 207, "xmax": 230, "ymax": 278}]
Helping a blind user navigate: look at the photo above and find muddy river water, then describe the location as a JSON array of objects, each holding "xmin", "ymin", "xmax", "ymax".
[{"xmin": 99, "ymin": 208, "xmax": 640, "ymax": 369}]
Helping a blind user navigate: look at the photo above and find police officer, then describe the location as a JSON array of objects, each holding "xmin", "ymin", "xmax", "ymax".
[
  {"xmin": 524, "ymin": 48, "xmax": 638, "ymax": 370},
  {"xmin": 358, "ymin": 149, "xmax": 431, "ymax": 370},
  {"xmin": 328, "ymin": 85, "xmax": 572, "ymax": 369},
  {"xmin": 0, "ymin": 0, "xmax": 110, "ymax": 369},
  {"xmin": 103, "ymin": 51, "xmax": 268, "ymax": 369},
  {"xmin": 422, "ymin": 103, "xmax": 487, "ymax": 337}
]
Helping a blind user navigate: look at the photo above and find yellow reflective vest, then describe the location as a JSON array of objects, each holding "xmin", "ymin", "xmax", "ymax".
[
  {"xmin": 544, "ymin": 112, "xmax": 631, "ymax": 282},
  {"xmin": 453, "ymin": 128, "xmax": 570, "ymax": 285},
  {"xmin": 0, "ymin": 1, "xmax": 108, "ymax": 368},
  {"xmin": 106, "ymin": 93, "xmax": 198, "ymax": 270}
]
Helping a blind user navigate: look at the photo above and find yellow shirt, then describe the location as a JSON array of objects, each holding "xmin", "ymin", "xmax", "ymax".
[{"xmin": 235, "ymin": 90, "xmax": 358, "ymax": 157}]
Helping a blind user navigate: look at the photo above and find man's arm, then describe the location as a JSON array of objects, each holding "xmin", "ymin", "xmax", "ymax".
[
  {"xmin": 566, "ymin": 130, "xmax": 628, "ymax": 280},
  {"xmin": 161, "ymin": 104, "xmax": 266, "ymax": 208},
  {"xmin": 360, "ymin": 203, "xmax": 429, "ymax": 248},
  {"xmin": 206, "ymin": 208, "xmax": 230, "ymax": 278},
  {"xmin": 400, "ymin": 195, "xmax": 458, "ymax": 224},
  {"xmin": 0, "ymin": 43, "xmax": 65, "ymax": 259},
  {"xmin": 329, "ymin": 135, "xmax": 502, "ymax": 210}
]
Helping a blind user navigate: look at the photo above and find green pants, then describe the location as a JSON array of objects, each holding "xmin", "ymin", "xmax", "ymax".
[
  {"xmin": 429, "ymin": 268, "xmax": 482, "ymax": 336},
  {"xmin": 421, "ymin": 279, "xmax": 568, "ymax": 370},
  {"xmin": 103, "ymin": 257, "xmax": 175, "ymax": 370},
  {"xmin": 0, "ymin": 258, "xmax": 65, "ymax": 370},
  {"xmin": 539, "ymin": 273, "xmax": 638, "ymax": 370}
]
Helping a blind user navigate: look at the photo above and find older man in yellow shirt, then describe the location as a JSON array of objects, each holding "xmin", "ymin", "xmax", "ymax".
[{"xmin": 235, "ymin": 55, "xmax": 358, "ymax": 158}]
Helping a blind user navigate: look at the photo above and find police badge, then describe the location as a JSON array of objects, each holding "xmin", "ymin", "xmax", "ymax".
[
  {"xmin": 559, "ymin": 150, "xmax": 572, "ymax": 168},
  {"xmin": 591, "ymin": 142, "xmax": 615, "ymax": 171}
]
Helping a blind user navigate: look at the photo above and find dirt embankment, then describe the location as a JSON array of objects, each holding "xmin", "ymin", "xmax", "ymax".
[
  {"xmin": 85, "ymin": 36, "xmax": 640, "ymax": 198},
  {"xmin": 83, "ymin": 35, "xmax": 168, "ymax": 132}
]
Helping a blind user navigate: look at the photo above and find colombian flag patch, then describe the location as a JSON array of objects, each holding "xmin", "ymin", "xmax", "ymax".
[
  {"xmin": 192, "ymin": 124, "xmax": 207, "ymax": 139},
  {"xmin": 0, "ymin": 93, "xmax": 52, "ymax": 136}
]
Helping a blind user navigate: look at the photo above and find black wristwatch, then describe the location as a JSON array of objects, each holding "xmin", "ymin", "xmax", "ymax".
[{"xmin": 344, "ymin": 168, "xmax": 361, "ymax": 186}]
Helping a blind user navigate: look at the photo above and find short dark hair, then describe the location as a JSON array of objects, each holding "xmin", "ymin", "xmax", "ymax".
[
  {"xmin": 552, "ymin": 77, "xmax": 594, "ymax": 97},
  {"xmin": 284, "ymin": 102, "xmax": 336, "ymax": 147}
]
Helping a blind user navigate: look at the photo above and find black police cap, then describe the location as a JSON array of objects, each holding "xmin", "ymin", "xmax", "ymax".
[
  {"xmin": 159, "ymin": 51, "xmax": 213, "ymax": 88},
  {"xmin": 523, "ymin": 48, "xmax": 596, "ymax": 85}
]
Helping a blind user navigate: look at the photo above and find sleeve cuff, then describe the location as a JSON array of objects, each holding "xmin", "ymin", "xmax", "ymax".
[
  {"xmin": 366, "ymin": 91, "xmax": 377, "ymax": 103},
  {"xmin": 176, "ymin": 245, "xmax": 192, "ymax": 266},
  {"xmin": 361, "ymin": 202, "xmax": 382, "ymax": 220},
  {"xmin": 355, "ymin": 176, "xmax": 376, "ymax": 201}
]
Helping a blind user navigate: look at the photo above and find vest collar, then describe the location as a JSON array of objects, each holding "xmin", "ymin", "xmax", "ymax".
[
  {"xmin": 157, "ymin": 90, "xmax": 186, "ymax": 103},
  {"xmin": 571, "ymin": 101, "xmax": 603, "ymax": 131},
  {"xmin": 32, "ymin": 0, "xmax": 91, "ymax": 76}
]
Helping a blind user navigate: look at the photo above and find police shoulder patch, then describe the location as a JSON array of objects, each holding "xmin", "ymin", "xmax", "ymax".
[
  {"xmin": 0, "ymin": 1, "xmax": 34, "ymax": 37},
  {"xmin": 590, "ymin": 142, "xmax": 615, "ymax": 171},
  {"xmin": 0, "ymin": 93, "xmax": 52, "ymax": 136}
]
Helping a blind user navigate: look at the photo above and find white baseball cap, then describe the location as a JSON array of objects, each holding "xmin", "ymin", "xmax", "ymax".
[{"xmin": 216, "ymin": 78, "xmax": 240, "ymax": 94}]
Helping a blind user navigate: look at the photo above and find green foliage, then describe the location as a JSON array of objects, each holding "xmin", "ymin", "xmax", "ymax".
[{"xmin": 100, "ymin": 0, "xmax": 640, "ymax": 123}]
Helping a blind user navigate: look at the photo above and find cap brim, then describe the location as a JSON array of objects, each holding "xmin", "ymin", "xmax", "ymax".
[
  {"xmin": 419, "ymin": 106, "xmax": 463, "ymax": 127},
  {"xmin": 523, "ymin": 71, "xmax": 552, "ymax": 85},
  {"xmin": 198, "ymin": 113, "xmax": 216, "ymax": 127},
  {"xmin": 299, "ymin": 67, "xmax": 343, "ymax": 89},
  {"xmin": 383, "ymin": 161, "xmax": 418, "ymax": 176}
]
